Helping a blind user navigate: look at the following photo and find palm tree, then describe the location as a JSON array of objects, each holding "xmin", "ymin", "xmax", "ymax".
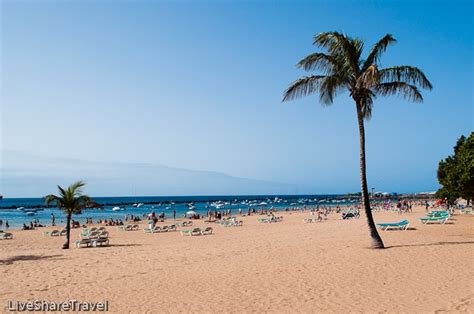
[
  {"xmin": 45, "ymin": 181, "xmax": 94, "ymax": 249},
  {"xmin": 283, "ymin": 32, "xmax": 432, "ymax": 248}
]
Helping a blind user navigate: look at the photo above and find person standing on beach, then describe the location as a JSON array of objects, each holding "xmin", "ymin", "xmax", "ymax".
[
  {"xmin": 173, "ymin": 210, "xmax": 176, "ymax": 221},
  {"xmin": 51, "ymin": 213, "xmax": 56, "ymax": 226}
]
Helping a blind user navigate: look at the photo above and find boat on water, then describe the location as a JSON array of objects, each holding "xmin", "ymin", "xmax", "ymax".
[
  {"xmin": 112, "ymin": 206, "xmax": 122, "ymax": 211},
  {"xmin": 136, "ymin": 203, "xmax": 144, "ymax": 208}
]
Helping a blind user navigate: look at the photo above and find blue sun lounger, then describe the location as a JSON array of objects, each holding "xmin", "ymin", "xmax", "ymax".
[{"xmin": 377, "ymin": 220, "xmax": 409, "ymax": 231}]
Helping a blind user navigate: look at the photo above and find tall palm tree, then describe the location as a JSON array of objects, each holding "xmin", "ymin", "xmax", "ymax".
[
  {"xmin": 283, "ymin": 32, "xmax": 432, "ymax": 248},
  {"xmin": 45, "ymin": 181, "xmax": 94, "ymax": 249}
]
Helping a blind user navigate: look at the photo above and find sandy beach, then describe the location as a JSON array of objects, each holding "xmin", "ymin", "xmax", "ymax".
[{"xmin": 0, "ymin": 205, "xmax": 472, "ymax": 313}]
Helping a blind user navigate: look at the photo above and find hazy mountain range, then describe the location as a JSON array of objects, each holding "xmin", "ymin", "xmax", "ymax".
[{"xmin": 0, "ymin": 150, "xmax": 312, "ymax": 197}]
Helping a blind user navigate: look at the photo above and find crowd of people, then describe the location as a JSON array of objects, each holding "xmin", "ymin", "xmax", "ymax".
[{"xmin": 3, "ymin": 198, "xmax": 467, "ymax": 232}]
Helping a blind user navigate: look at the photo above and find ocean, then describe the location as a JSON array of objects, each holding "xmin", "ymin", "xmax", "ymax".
[{"xmin": 0, "ymin": 194, "xmax": 356, "ymax": 229}]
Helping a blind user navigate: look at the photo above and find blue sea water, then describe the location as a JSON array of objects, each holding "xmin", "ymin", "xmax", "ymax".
[{"xmin": 0, "ymin": 194, "xmax": 354, "ymax": 229}]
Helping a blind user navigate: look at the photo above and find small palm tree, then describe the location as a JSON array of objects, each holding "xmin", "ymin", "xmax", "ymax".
[
  {"xmin": 45, "ymin": 181, "xmax": 94, "ymax": 249},
  {"xmin": 283, "ymin": 32, "xmax": 432, "ymax": 248}
]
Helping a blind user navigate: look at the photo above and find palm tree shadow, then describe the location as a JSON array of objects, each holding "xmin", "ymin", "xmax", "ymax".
[
  {"xmin": 108, "ymin": 243, "xmax": 142, "ymax": 247},
  {"xmin": 387, "ymin": 241, "xmax": 474, "ymax": 249},
  {"xmin": 383, "ymin": 227, "xmax": 417, "ymax": 231},
  {"xmin": 0, "ymin": 254, "xmax": 63, "ymax": 265}
]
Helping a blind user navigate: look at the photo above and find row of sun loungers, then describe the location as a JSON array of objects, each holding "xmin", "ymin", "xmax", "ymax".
[
  {"xmin": 75, "ymin": 230, "xmax": 110, "ymax": 248},
  {"xmin": 181, "ymin": 227, "xmax": 213, "ymax": 236},
  {"xmin": 175, "ymin": 221, "xmax": 193, "ymax": 227},
  {"xmin": 220, "ymin": 219, "xmax": 243, "ymax": 227},
  {"xmin": 377, "ymin": 210, "xmax": 452, "ymax": 231},
  {"xmin": 117, "ymin": 224, "xmax": 140, "ymax": 231},
  {"xmin": 420, "ymin": 211, "xmax": 450, "ymax": 224},
  {"xmin": 0, "ymin": 231, "xmax": 13, "ymax": 240},
  {"xmin": 303, "ymin": 217, "xmax": 322, "ymax": 223},
  {"xmin": 258, "ymin": 216, "xmax": 283, "ymax": 223},
  {"xmin": 43, "ymin": 229, "xmax": 67, "ymax": 237},
  {"xmin": 144, "ymin": 225, "xmax": 178, "ymax": 233}
]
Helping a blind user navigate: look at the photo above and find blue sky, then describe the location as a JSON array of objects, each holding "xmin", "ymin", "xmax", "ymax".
[{"xmin": 1, "ymin": 0, "xmax": 473, "ymax": 196}]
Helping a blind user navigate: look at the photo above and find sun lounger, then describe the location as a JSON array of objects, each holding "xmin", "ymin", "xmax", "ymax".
[
  {"xmin": 420, "ymin": 216, "xmax": 448, "ymax": 224},
  {"xmin": 75, "ymin": 231, "xmax": 109, "ymax": 248},
  {"xmin": 75, "ymin": 238, "xmax": 94, "ymax": 248},
  {"xmin": 94, "ymin": 235, "xmax": 110, "ymax": 247},
  {"xmin": 427, "ymin": 211, "xmax": 450, "ymax": 218},
  {"xmin": 99, "ymin": 227, "xmax": 107, "ymax": 231},
  {"xmin": 201, "ymin": 227, "xmax": 213, "ymax": 235},
  {"xmin": 461, "ymin": 209, "xmax": 473, "ymax": 215},
  {"xmin": 180, "ymin": 229, "xmax": 193, "ymax": 236},
  {"xmin": 49, "ymin": 230, "xmax": 60, "ymax": 236},
  {"xmin": 180, "ymin": 228, "xmax": 202, "ymax": 236},
  {"xmin": 99, "ymin": 230, "xmax": 109, "ymax": 237},
  {"xmin": 377, "ymin": 220, "xmax": 409, "ymax": 231},
  {"xmin": 131, "ymin": 224, "xmax": 139, "ymax": 231},
  {"xmin": 191, "ymin": 228, "xmax": 202, "ymax": 236},
  {"xmin": 43, "ymin": 229, "xmax": 59, "ymax": 236},
  {"xmin": 59, "ymin": 229, "xmax": 67, "ymax": 236},
  {"xmin": 0, "ymin": 232, "xmax": 13, "ymax": 240},
  {"xmin": 168, "ymin": 225, "xmax": 177, "ymax": 232},
  {"xmin": 144, "ymin": 226, "xmax": 161, "ymax": 233}
]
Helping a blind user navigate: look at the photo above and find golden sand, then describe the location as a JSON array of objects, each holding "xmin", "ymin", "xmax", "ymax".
[{"xmin": 1, "ymin": 206, "xmax": 472, "ymax": 313}]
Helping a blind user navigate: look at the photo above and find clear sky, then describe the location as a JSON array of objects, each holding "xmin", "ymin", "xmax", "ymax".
[{"xmin": 1, "ymin": 0, "xmax": 473, "ymax": 196}]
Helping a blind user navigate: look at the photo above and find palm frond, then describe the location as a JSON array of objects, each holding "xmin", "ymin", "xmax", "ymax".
[
  {"xmin": 352, "ymin": 38, "xmax": 364, "ymax": 62},
  {"xmin": 373, "ymin": 82, "xmax": 423, "ymax": 102},
  {"xmin": 45, "ymin": 194, "xmax": 62, "ymax": 207},
  {"xmin": 313, "ymin": 32, "xmax": 360, "ymax": 75},
  {"xmin": 319, "ymin": 75, "xmax": 346, "ymax": 105},
  {"xmin": 282, "ymin": 75, "xmax": 326, "ymax": 102},
  {"xmin": 359, "ymin": 89, "xmax": 376, "ymax": 119},
  {"xmin": 379, "ymin": 66, "xmax": 432, "ymax": 90},
  {"xmin": 362, "ymin": 34, "xmax": 396, "ymax": 70},
  {"xmin": 69, "ymin": 180, "xmax": 86, "ymax": 196},
  {"xmin": 296, "ymin": 53, "xmax": 334, "ymax": 73}
]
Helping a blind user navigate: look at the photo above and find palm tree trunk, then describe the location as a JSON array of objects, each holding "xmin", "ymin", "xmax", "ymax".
[
  {"xmin": 63, "ymin": 212, "xmax": 72, "ymax": 249},
  {"xmin": 355, "ymin": 102, "xmax": 384, "ymax": 249}
]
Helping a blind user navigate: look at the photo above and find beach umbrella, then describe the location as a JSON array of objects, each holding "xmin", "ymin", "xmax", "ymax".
[{"xmin": 185, "ymin": 210, "xmax": 197, "ymax": 218}]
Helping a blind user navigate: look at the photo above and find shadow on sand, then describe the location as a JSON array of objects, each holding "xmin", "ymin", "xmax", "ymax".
[
  {"xmin": 386, "ymin": 241, "xmax": 474, "ymax": 249},
  {"xmin": 0, "ymin": 254, "xmax": 63, "ymax": 265},
  {"xmin": 108, "ymin": 243, "xmax": 142, "ymax": 247},
  {"xmin": 382, "ymin": 227, "xmax": 418, "ymax": 231}
]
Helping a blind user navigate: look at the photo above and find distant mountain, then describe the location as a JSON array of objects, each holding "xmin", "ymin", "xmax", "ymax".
[{"xmin": 0, "ymin": 150, "xmax": 309, "ymax": 197}]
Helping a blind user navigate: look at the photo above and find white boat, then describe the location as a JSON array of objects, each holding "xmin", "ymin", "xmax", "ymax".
[
  {"xmin": 112, "ymin": 206, "xmax": 122, "ymax": 211},
  {"xmin": 136, "ymin": 203, "xmax": 144, "ymax": 208},
  {"xmin": 17, "ymin": 207, "xmax": 25, "ymax": 211}
]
